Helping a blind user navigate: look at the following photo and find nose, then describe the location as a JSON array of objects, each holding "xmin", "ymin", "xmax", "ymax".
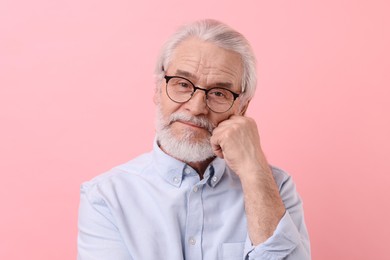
[{"xmin": 184, "ymin": 89, "xmax": 209, "ymax": 115}]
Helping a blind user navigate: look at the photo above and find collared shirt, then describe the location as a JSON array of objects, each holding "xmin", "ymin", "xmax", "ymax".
[{"xmin": 78, "ymin": 141, "xmax": 310, "ymax": 260}]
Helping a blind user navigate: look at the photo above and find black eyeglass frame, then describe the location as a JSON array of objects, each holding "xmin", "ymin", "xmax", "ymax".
[{"xmin": 164, "ymin": 75, "xmax": 240, "ymax": 113}]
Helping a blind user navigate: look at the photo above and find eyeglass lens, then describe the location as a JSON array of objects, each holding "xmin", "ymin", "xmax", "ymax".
[{"xmin": 166, "ymin": 76, "xmax": 236, "ymax": 113}]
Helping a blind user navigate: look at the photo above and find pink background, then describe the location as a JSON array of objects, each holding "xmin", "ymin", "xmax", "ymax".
[{"xmin": 1, "ymin": 0, "xmax": 389, "ymax": 259}]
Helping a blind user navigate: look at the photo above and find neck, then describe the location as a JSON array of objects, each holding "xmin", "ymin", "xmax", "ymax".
[{"xmin": 187, "ymin": 157, "xmax": 215, "ymax": 179}]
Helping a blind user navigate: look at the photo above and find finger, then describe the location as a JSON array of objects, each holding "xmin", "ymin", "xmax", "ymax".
[
  {"xmin": 212, "ymin": 144, "xmax": 224, "ymax": 158},
  {"xmin": 210, "ymin": 133, "xmax": 224, "ymax": 158}
]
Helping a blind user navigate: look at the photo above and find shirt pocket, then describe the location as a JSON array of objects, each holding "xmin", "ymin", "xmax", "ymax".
[{"xmin": 219, "ymin": 242, "xmax": 245, "ymax": 260}]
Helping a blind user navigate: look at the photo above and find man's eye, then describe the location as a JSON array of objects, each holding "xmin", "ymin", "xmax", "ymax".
[
  {"xmin": 210, "ymin": 90, "xmax": 226, "ymax": 98},
  {"xmin": 178, "ymin": 82, "xmax": 190, "ymax": 88}
]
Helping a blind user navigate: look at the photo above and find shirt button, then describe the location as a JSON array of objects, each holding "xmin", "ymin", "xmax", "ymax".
[
  {"xmin": 173, "ymin": 177, "xmax": 180, "ymax": 183},
  {"xmin": 189, "ymin": 237, "xmax": 196, "ymax": 245},
  {"xmin": 184, "ymin": 168, "xmax": 191, "ymax": 174},
  {"xmin": 193, "ymin": 186, "xmax": 198, "ymax": 193},
  {"xmin": 212, "ymin": 176, "xmax": 218, "ymax": 182}
]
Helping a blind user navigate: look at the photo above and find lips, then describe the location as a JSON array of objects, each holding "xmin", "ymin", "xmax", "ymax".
[
  {"xmin": 176, "ymin": 120, "xmax": 204, "ymax": 129},
  {"xmin": 173, "ymin": 120, "xmax": 212, "ymax": 133},
  {"xmin": 168, "ymin": 113, "xmax": 215, "ymax": 133}
]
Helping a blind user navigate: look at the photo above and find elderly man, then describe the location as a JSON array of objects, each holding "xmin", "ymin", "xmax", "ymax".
[{"xmin": 78, "ymin": 19, "xmax": 310, "ymax": 259}]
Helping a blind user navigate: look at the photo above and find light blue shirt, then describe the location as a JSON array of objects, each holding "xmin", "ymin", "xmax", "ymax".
[{"xmin": 78, "ymin": 141, "xmax": 310, "ymax": 259}]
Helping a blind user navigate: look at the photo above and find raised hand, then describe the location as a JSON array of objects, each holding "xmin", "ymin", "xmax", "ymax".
[{"xmin": 211, "ymin": 115, "xmax": 286, "ymax": 245}]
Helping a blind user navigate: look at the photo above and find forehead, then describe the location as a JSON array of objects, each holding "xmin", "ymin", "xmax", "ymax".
[{"xmin": 166, "ymin": 38, "xmax": 243, "ymax": 88}]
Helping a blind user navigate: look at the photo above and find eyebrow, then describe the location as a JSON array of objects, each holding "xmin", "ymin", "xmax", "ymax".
[
  {"xmin": 215, "ymin": 82, "xmax": 233, "ymax": 89},
  {"xmin": 175, "ymin": 70, "xmax": 196, "ymax": 79},
  {"xmin": 175, "ymin": 69, "xmax": 234, "ymax": 89}
]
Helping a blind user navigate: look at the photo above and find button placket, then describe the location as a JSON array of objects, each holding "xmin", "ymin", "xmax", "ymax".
[
  {"xmin": 188, "ymin": 237, "xmax": 196, "ymax": 245},
  {"xmin": 185, "ymin": 181, "xmax": 203, "ymax": 259}
]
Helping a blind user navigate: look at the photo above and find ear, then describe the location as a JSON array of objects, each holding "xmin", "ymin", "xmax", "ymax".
[
  {"xmin": 239, "ymin": 101, "xmax": 250, "ymax": 115},
  {"xmin": 153, "ymin": 83, "xmax": 163, "ymax": 105}
]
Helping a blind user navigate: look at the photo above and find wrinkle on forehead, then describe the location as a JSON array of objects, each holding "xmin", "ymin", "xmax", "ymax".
[
  {"xmin": 174, "ymin": 54, "xmax": 241, "ymax": 79},
  {"xmin": 167, "ymin": 38, "xmax": 243, "ymax": 90}
]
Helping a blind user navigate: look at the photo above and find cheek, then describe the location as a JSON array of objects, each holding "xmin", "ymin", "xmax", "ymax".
[{"xmin": 159, "ymin": 93, "xmax": 182, "ymax": 117}]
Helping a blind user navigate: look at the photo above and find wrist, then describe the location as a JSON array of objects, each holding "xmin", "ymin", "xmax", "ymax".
[{"xmin": 237, "ymin": 163, "xmax": 273, "ymax": 184}]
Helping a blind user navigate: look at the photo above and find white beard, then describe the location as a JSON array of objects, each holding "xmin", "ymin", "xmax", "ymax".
[{"xmin": 155, "ymin": 108, "xmax": 216, "ymax": 163}]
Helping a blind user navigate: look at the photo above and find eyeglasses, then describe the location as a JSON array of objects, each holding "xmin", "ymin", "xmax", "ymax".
[{"xmin": 164, "ymin": 75, "xmax": 240, "ymax": 113}]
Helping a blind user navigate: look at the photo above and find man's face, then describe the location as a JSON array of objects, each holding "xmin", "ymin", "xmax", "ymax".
[{"xmin": 156, "ymin": 38, "xmax": 244, "ymax": 162}]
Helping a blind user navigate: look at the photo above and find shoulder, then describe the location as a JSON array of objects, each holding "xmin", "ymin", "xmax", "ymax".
[
  {"xmin": 270, "ymin": 165, "xmax": 291, "ymax": 188},
  {"xmin": 270, "ymin": 165, "xmax": 303, "ymax": 206},
  {"xmin": 80, "ymin": 151, "xmax": 154, "ymax": 199},
  {"xmin": 270, "ymin": 165, "xmax": 299, "ymax": 195}
]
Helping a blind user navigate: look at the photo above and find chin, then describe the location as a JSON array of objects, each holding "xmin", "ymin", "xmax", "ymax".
[{"xmin": 157, "ymin": 129, "xmax": 214, "ymax": 163}]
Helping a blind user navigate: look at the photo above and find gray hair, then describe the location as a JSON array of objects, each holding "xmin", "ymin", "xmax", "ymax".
[{"xmin": 155, "ymin": 19, "xmax": 257, "ymax": 109}]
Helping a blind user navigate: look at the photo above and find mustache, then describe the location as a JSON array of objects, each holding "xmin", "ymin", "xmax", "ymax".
[{"xmin": 168, "ymin": 113, "xmax": 216, "ymax": 134}]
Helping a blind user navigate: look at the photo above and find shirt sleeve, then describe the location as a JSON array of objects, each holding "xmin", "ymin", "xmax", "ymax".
[
  {"xmin": 77, "ymin": 183, "xmax": 131, "ymax": 260},
  {"xmin": 244, "ymin": 172, "xmax": 311, "ymax": 260}
]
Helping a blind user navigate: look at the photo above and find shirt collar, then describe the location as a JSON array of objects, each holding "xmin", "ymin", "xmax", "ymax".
[
  {"xmin": 152, "ymin": 139, "xmax": 227, "ymax": 188},
  {"xmin": 204, "ymin": 157, "xmax": 225, "ymax": 188},
  {"xmin": 153, "ymin": 140, "xmax": 186, "ymax": 187}
]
